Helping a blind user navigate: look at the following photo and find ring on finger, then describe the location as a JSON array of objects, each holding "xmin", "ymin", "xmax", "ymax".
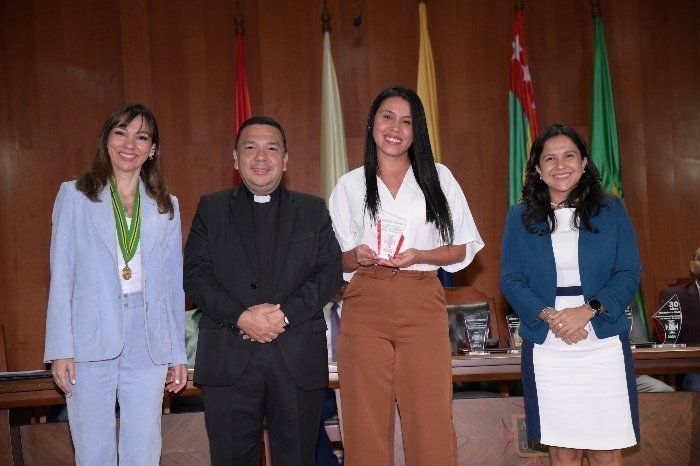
[{"xmin": 558, "ymin": 322, "xmax": 564, "ymax": 329}]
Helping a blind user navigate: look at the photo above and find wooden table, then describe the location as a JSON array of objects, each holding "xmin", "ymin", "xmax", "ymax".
[
  {"xmin": 326, "ymin": 345, "xmax": 700, "ymax": 387},
  {"xmin": 2, "ymin": 346, "xmax": 700, "ymax": 465}
]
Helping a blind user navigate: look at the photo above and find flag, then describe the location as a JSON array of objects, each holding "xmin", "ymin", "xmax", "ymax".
[
  {"xmin": 417, "ymin": 1, "xmax": 451, "ymax": 286},
  {"xmin": 589, "ymin": 12, "xmax": 648, "ymax": 335},
  {"xmin": 508, "ymin": 8, "xmax": 539, "ymax": 206},
  {"xmin": 417, "ymin": 0, "xmax": 441, "ymax": 163},
  {"xmin": 233, "ymin": 12, "xmax": 252, "ymax": 186},
  {"xmin": 590, "ymin": 16, "xmax": 621, "ymax": 196},
  {"xmin": 320, "ymin": 27, "xmax": 348, "ymax": 202}
]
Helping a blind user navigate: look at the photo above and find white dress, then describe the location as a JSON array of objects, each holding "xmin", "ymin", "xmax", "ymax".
[{"xmin": 531, "ymin": 208, "xmax": 637, "ymax": 450}]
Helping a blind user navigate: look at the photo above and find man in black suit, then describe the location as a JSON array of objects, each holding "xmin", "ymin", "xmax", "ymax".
[
  {"xmin": 184, "ymin": 116, "xmax": 343, "ymax": 465},
  {"xmin": 659, "ymin": 246, "xmax": 700, "ymax": 391}
]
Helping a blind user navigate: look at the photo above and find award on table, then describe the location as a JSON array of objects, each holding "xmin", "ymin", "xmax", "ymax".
[
  {"xmin": 652, "ymin": 294, "xmax": 685, "ymax": 348},
  {"xmin": 624, "ymin": 305, "xmax": 633, "ymax": 333},
  {"xmin": 464, "ymin": 310, "xmax": 490, "ymax": 354},
  {"xmin": 377, "ymin": 210, "xmax": 407, "ymax": 259},
  {"xmin": 505, "ymin": 314, "xmax": 523, "ymax": 351}
]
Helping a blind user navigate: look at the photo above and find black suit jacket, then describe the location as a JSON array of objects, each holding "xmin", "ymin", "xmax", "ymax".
[
  {"xmin": 184, "ymin": 186, "xmax": 342, "ymax": 390},
  {"xmin": 660, "ymin": 281, "xmax": 700, "ymax": 345}
]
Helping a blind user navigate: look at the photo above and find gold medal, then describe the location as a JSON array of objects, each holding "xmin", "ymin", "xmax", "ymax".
[{"xmin": 109, "ymin": 177, "xmax": 141, "ymax": 283}]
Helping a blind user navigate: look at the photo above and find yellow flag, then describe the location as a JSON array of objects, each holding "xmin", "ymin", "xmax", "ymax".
[{"xmin": 417, "ymin": 1, "xmax": 441, "ymax": 163}]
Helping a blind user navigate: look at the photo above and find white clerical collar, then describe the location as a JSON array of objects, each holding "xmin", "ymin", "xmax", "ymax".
[{"xmin": 253, "ymin": 195, "xmax": 271, "ymax": 204}]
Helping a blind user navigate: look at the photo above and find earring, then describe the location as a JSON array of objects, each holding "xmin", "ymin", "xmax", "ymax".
[{"xmin": 148, "ymin": 149, "xmax": 155, "ymax": 160}]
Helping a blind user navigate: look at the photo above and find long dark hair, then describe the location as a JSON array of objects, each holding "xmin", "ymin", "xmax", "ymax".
[
  {"xmin": 76, "ymin": 103, "xmax": 174, "ymax": 219},
  {"xmin": 363, "ymin": 85, "xmax": 453, "ymax": 244},
  {"xmin": 521, "ymin": 123, "xmax": 603, "ymax": 234}
]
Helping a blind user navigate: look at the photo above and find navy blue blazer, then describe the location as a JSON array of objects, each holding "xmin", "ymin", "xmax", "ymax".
[{"xmin": 499, "ymin": 196, "xmax": 641, "ymax": 344}]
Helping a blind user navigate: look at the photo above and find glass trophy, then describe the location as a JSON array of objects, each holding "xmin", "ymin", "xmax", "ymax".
[
  {"xmin": 624, "ymin": 305, "xmax": 633, "ymax": 334},
  {"xmin": 625, "ymin": 305, "xmax": 636, "ymax": 347},
  {"xmin": 505, "ymin": 314, "xmax": 523, "ymax": 351},
  {"xmin": 464, "ymin": 310, "xmax": 489, "ymax": 355},
  {"xmin": 377, "ymin": 210, "xmax": 407, "ymax": 259},
  {"xmin": 652, "ymin": 294, "xmax": 685, "ymax": 348}
]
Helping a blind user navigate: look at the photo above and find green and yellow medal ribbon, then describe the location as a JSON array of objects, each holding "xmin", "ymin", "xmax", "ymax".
[{"xmin": 108, "ymin": 176, "xmax": 141, "ymax": 280}]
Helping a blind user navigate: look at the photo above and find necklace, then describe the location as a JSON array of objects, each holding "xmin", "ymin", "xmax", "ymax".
[{"xmin": 550, "ymin": 201, "xmax": 568, "ymax": 210}]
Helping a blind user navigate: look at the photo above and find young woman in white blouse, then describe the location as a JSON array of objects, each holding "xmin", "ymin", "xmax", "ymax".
[{"xmin": 329, "ymin": 85, "xmax": 484, "ymax": 466}]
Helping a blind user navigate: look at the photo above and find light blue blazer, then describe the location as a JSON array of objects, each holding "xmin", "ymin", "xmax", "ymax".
[
  {"xmin": 499, "ymin": 196, "xmax": 641, "ymax": 345},
  {"xmin": 44, "ymin": 180, "xmax": 186, "ymax": 365}
]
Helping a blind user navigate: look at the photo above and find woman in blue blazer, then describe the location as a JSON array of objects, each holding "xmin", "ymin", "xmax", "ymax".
[
  {"xmin": 500, "ymin": 124, "xmax": 641, "ymax": 466},
  {"xmin": 44, "ymin": 104, "xmax": 187, "ymax": 465}
]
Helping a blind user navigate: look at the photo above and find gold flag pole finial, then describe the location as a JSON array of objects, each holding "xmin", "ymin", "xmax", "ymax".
[
  {"xmin": 590, "ymin": 0, "xmax": 602, "ymax": 18},
  {"xmin": 322, "ymin": 1, "xmax": 331, "ymax": 33},
  {"xmin": 515, "ymin": 0, "xmax": 524, "ymax": 10},
  {"xmin": 235, "ymin": 3, "xmax": 245, "ymax": 36}
]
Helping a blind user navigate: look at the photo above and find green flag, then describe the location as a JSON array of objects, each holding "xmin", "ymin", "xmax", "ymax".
[
  {"xmin": 589, "ymin": 15, "xmax": 648, "ymax": 336},
  {"xmin": 590, "ymin": 17, "xmax": 622, "ymax": 197}
]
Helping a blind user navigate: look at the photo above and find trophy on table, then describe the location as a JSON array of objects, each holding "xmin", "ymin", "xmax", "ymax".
[
  {"xmin": 624, "ymin": 305, "xmax": 633, "ymax": 332},
  {"xmin": 652, "ymin": 294, "xmax": 686, "ymax": 348},
  {"xmin": 505, "ymin": 314, "xmax": 523, "ymax": 351},
  {"xmin": 464, "ymin": 309, "xmax": 490, "ymax": 354}
]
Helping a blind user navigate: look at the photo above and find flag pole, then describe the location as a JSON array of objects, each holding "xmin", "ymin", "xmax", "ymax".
[
  {"xmin": 235, "ymin": 3, "xmax": 244, "ymax": 35},
  {"xmin": 321, "ymin": 1, "xmax": 330, "ymax": 33}
]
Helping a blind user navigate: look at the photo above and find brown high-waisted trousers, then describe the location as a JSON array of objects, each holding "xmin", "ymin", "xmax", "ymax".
[{"xmin": 337, "ymin": 265, "xmax": 457, "ymax": 466}]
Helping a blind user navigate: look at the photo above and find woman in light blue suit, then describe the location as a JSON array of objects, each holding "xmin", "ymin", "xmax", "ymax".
[
  {"xmin": 500, "ymin": 124, "xmax": 641, "ymax": 466},
  {"xmin": 44, "ymin": 103, "xmax": 187, "ymax": 465}
]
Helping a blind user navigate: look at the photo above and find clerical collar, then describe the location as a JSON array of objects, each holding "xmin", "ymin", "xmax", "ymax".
[{"xmin": 242, "ymin": 184, "xmax": 280, "ymax": 204}]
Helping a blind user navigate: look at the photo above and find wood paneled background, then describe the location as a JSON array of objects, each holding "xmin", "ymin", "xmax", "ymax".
[{"xmin": 1, "ymin": 0, "xmax": 698, "ymax": 370}]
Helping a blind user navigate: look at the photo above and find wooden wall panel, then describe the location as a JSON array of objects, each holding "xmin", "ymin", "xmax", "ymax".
[{"xmin": 1, "ymin": 0, "xmax": 699, "ymax": 369}]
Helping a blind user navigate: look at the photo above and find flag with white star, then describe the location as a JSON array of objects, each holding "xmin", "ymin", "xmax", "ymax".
[{"xmin": 508, "ymin": 8, "xmax": 539, "ymax": 205}]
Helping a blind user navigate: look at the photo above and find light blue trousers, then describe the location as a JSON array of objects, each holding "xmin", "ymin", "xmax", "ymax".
[{"xmin": 66, "ymin": 292, "xmax": 168, "ymax": 465}]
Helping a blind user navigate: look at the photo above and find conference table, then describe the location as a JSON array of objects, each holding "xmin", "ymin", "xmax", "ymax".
[{"xmin": 2, "ymin": 346, "xmax": 699, "ymax": 465}]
